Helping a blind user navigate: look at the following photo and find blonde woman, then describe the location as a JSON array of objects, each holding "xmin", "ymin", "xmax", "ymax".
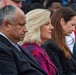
[{"xmin": 22, "ymin": 9, "xmax": 58, "ymax": 75}]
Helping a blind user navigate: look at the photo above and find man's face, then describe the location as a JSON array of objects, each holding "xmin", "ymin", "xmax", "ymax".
[
  {"xmin": 48, "ymin": 2, "xmax": 62, "ymax": 12},
  {"xmin": 5, "ymin": 8, "xmax": 28, "ymax": 43},
  {"xmin": 51, "ymin": 2, "xmax": 62, "ymax": 12},
  {"xmin": 0, "ymin": 0, "xmax": 22, "ymax": 8}
]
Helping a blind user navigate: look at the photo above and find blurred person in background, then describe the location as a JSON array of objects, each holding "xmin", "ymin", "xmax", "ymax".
[
  {"xmin": 21, "ymin": 2, "xmax": 44, "ymax": 14},
  {"xmin": 65, "ymin": 3, "xmax": 76, "ymax": 54},
  {"xmin": 69, "ymin": 3, "xmax": 76, "ymax": 60},
  {"xmin": 45, "ymin": 0, "xmax": 62, "ymax": 12},
  {"xmin": 0, "ymin": 0, "xmax": 24, "ymax": 8}
]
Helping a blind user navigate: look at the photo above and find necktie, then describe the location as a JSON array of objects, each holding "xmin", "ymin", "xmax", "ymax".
[{"xmin": 14, "ymin": 44, "xmax": 21, "ymax": 52}]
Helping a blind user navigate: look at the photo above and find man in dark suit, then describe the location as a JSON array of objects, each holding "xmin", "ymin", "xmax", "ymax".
[{"xmin": 0, "ymin": 5, "xmax": 47, "ymax": 75}]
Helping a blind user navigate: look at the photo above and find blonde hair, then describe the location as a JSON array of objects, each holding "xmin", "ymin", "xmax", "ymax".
[{"xmin": 23, "ymin": 9, "xmax": 51, "ymax": 44}]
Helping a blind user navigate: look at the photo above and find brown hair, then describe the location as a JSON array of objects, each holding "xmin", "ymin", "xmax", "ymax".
[{"xmin": 51, "ymin": 7, "xmax": 76, "ymax": 58}]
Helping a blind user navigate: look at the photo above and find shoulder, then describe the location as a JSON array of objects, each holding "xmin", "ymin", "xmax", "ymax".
[
  {"xmin": 0, "ymin": 42, "xmax": 10, "ymax": 52},
  {"xmin": 42, "ymin": 40, "xmax": 56, "ymax": 48},
  {"xmin": 42, "ymin": 40, "xmax": 61, "ymax": 53},
  {"xmin": 22, "ymin": 43, "xmax": 42, "ymax": 53}
]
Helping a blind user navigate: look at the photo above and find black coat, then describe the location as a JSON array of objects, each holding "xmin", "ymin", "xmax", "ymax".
[
  {"xmin": 73, "ymin": 42, "xmax": 76, "ymax": 59},
  {"xmin": 0, "ymin": 34, "xmax": 47, "ymax": 75},
  {"xmin": 42, "ymin": 40, "xmax": 76, "ymax": 75}
]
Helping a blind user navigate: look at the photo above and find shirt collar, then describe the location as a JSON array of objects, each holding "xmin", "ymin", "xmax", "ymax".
[{"xmin": 0, "ymin": 32, "xmax": 15, "ymax": 46}]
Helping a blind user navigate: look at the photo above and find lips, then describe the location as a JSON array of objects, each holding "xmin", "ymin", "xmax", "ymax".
[
  {"xmin": 49, "ymin": 32, "xmax": 51, "ymax": 34},
  {"xmin": 21, "ymin": 34, "xmax": 25, "ymax": 37}
]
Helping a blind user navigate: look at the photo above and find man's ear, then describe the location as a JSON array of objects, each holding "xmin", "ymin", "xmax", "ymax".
[
  {"xmin": 3, "ymin": 20, "xmax": 10, "ymax": 32},
  {"xmin": 60, "ymin": 18, "xmax": 65, "ymax": 27}
]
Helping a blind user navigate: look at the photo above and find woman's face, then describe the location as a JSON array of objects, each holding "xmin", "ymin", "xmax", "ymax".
[
  {"xmin": 40, "ymin": 18, "xmax": 54, "ymax": 42},
  {"xmin": 61, "ymin": 16, "xmax": 76, "ymax": 36}
]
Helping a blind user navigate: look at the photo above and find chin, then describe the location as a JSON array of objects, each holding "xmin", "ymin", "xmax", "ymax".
[
  {"xmin": 19, "ymin": 38, "xmax": 24, "ymax": 41},
  {"xmin": 48, "ymin": 36, "xmax": 51, "ymax": 39},
  {"xmin": 66, "ymin": 34, "xmax": 70, "ymax": 36}
]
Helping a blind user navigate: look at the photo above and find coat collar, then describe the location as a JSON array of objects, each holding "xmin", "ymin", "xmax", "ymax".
[{"xmin": 0, "ymin": 34, "xmax": 47, "ymax": 74}]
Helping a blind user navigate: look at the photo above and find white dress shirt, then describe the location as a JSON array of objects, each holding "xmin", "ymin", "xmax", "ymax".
[{"xmin": 65, "ymin": 32, "xmax": 75, "ymax": 53}]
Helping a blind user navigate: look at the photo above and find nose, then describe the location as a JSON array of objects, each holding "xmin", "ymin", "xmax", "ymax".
[
  {"xmin": 50, "ymin": 24, "xmax": 54, "ymax": 30},
  {"xmin": 23, "ymin": 26, "xmax": 28, "ymax": 32},
  {"xmin": 72, "ymin": 26, "xmax": 75, "ymax": 31}
]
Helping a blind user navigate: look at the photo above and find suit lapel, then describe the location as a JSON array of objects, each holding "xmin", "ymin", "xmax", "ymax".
[{"xmin": 0, "ymin": 35, "xmax": 47, "ymax": 74}]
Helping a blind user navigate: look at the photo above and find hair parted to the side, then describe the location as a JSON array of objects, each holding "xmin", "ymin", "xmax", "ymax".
[
  {"xmin": 0, "ymin": 5, "xmax": 22, "ymax": 28},
  {"xmin": 23, "ymin": 9, "xmax": 51, "ymax": 44},
  {"xmin": 51, "ymin": 7, "xmax": 76, "ymax": 59}
]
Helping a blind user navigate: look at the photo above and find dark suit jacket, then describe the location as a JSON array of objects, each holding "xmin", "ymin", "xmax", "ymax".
[
  {"xmin": 73, "ymin": 42, "xmax": 76, "ymax": 59},
  {"xmin": 42, "ymin": 40, "xmax": 76, "ymax": 75},
  {"xmin": 0, "ymin": 34, "xmax": 47, "ymax": 75}
]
